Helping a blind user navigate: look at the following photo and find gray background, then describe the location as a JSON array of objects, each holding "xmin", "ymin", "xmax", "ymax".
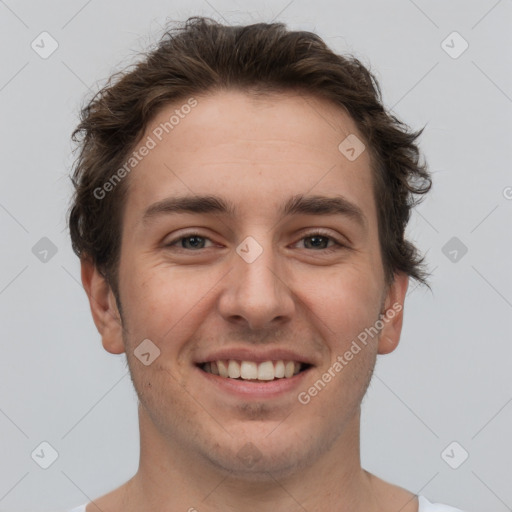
[{"xmin": 0, "ymin": 1, "xmax": 511, "ymax": 511}]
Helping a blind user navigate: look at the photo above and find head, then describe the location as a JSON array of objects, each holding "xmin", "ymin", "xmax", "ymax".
[{"xmin": 68, "ymin": 17, "xmax": 431, "ymax": 479}]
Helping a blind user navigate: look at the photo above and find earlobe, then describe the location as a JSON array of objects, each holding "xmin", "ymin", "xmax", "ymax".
[
  {"xmin": 80, "ymin": 257, "xmax": 125, "ymax": 355},
  {"xmin": 377, "ymin": 272, "xmax": 409, "ymax": 355}
]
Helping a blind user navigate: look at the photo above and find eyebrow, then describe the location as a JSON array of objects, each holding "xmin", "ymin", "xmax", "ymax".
[{"xmin": 142, "ymin": 193, "xmax": 367, "ymax": 229}]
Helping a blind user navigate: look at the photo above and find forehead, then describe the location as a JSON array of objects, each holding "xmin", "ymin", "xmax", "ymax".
[
  {"xmin": 122, "ymin": 89, "xmax": 376, "ymax": 227},
  {"xmin": 142, "ymin": 89, "xmax": 365, "ymax": 160}
]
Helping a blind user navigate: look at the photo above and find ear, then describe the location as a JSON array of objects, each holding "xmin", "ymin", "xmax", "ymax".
[
  {"xmin": 377, "ymin": 272, "xmax": 409, "ymax": 355},
  {"xmin": 80, "ymin": 256, "xmax": 125, "ymax": 355}
]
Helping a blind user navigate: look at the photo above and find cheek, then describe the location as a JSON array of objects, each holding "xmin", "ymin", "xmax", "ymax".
[
  {"xmin": 119, "ymin": 263, "xmax": 197, "ymax": 332},
  {"xmin": 303, "ymin": 266, "xmax": 383, "ymax": 344},
  {"xmin": 129, "ymin": 359, "xmax": 210, "ymax": 441},
  {"xmin": 119, "ymin": 265, "xmax": 222, "ymax": 374}
]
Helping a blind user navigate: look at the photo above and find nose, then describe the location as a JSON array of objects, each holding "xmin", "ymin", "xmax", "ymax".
[{"xmin": 217, "ymin": 236, "xmax": 295, "ymax": 331}]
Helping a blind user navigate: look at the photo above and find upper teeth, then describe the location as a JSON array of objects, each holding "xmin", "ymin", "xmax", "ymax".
[{"xmin": 203, "ymin": 360, "xmax": 302, "ymax": 380}]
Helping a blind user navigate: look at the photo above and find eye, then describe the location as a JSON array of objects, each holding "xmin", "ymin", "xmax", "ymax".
[
  {"xmin": 165, "ymin": 232, "xmax": 214, "ymax": 250},
  {"xmin": 294, "ymin": 230, "xmax": 345, "ymax": 253},
  {"xmin": 164, "ymin": 230, "xmax": 346, "ymax": 253}
]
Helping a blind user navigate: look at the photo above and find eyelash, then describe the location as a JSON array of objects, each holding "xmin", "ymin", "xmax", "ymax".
[{"xmin": 165, "ymin": 230, "xmax": 346, "ymax": 254}]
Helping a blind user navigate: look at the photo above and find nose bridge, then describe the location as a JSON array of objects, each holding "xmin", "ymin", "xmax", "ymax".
[{"xmin": 218, "ymin": 233, "xmax": 294, "ymax": 329}]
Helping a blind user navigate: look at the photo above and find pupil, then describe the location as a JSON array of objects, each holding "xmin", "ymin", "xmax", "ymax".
[
  {"xmin": 184, "ymin": 236, "xmax": 204, "ymax": 249},
  {"xmin": 308, "ymin": 236, "xmax": 327, "ymax": 249}
]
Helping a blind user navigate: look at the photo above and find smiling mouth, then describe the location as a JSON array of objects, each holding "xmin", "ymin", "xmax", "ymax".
[{"xmin": 198, "ymin": 360, "xmax": 312, "ymax": 382}]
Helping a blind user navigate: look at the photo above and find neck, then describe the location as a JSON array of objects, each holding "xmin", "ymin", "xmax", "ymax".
[{"xmin": 122, "ymin": 404, "xmax": 381, "ymax": 512}]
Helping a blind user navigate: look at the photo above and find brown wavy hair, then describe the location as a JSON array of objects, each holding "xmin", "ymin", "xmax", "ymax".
[{"xmin": 67, "ymin": 16, "xmax": 431, "ymax": 303}]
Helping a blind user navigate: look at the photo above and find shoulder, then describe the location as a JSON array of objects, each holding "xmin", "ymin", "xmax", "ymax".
[
  {"xmin": 418, "ymin": 495, "xmax": 467, "ymax": 512},
  {"xmin": 66, "ymin": 505, "xmax": 87, "ymax": 512}
]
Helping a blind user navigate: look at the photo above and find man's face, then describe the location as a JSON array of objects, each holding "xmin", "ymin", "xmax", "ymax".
[{"xmin": 93, "ymin": 90, "xmax": 407, "ymax": 478}]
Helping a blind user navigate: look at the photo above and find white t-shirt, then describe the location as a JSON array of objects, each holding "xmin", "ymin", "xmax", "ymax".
[{"xmin": 67, "ymin": 495, "xmax": 466, "ymax": 511}]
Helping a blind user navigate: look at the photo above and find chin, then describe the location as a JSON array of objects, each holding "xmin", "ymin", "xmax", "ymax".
[{"xmin": 201, "ymin": 434, "xmax": 319, "ymax": 481}]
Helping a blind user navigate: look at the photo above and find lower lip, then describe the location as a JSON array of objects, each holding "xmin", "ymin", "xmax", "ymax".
[{"xmin": 195, "ymin": 365, "xmax": 311, "ymax": 399}]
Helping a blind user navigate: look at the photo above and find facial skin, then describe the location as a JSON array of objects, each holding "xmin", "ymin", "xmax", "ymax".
[{"xmin": 81, "ymin": 89, "xmax": 414, "ymax": 512}]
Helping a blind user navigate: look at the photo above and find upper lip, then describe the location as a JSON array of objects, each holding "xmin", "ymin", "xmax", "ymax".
[{"xmin": 194, "ymin": 348, "xmax": 316, "ymax": 366}]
